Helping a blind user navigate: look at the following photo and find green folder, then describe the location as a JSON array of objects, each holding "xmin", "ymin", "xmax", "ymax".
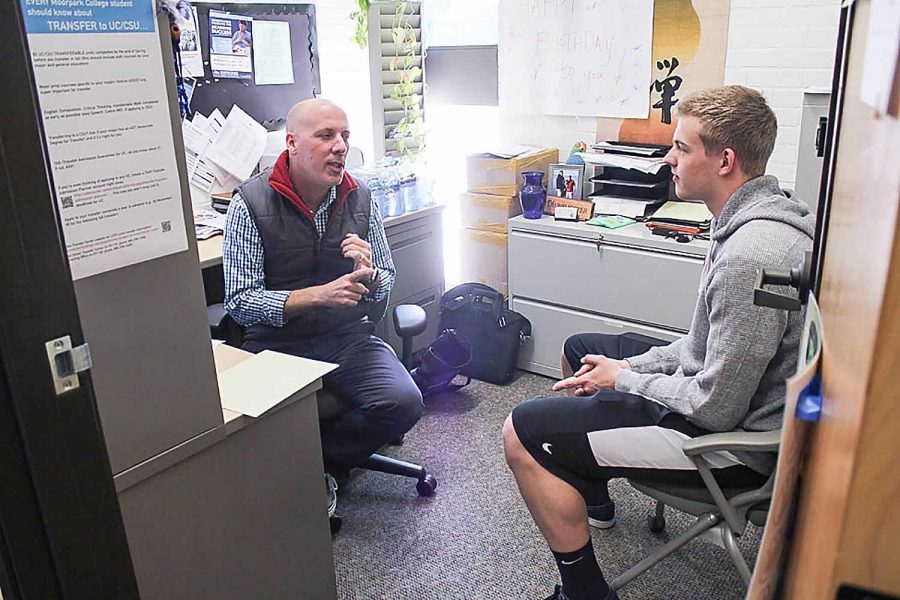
[{"xmin": 586, "ymin": 215, "xmax": 636, "ymax": 229}]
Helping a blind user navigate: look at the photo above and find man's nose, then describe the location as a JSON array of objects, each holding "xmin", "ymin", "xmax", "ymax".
[
  {"xmin": 663, "ymin": 148, "xmax": 676, "ymax": 166},
  {"xmin": 332, "ymin": 137, "xmax": 348, "ymax": 154}
]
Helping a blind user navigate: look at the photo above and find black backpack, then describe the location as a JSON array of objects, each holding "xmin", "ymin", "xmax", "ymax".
[
  {"xmin": 410, "ymin": 328, "xmax": 472, "ymax": 397},
  {"xmin": 438, "ymin": 283, "xmax": 532, "ymax": 385}
]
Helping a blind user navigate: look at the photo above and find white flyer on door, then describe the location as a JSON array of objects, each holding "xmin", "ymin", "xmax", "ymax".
[{"xmin": 21, "ymin": 0, "xmax": 188, "ymax": 280}]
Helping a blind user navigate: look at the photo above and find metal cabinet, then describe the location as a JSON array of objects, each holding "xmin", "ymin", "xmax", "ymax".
[
  {"xmin": 507, "ymin": 215, "xmax": 707, "ymax": 378},
  {"xmin": 376, "ymin": 205, "xmax": 445, "ymax": 354}
]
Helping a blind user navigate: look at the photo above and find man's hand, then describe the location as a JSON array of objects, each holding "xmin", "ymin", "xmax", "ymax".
[
  {"xmin": 552, "ymin": 355, "xmax": 630, "ymax": 396},
  {"xmin": 283, "ymin": 268, "xmax": 375, "ymax": 319},
  {"xmin": 342, "ymin": 233, "xmax": 372, "ymax": 271},
  {"xmin": 317, "ymin": 267, "xmax": 375, "ymax": 307}
]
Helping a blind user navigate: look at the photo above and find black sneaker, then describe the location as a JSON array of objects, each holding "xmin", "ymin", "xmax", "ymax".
[
  {"xmin": 542, "ymin": 584, "xmax": 620, "ymax": 600},
  {"xmin": 543, "ymin": 585, "xmax": 569, "ymax": 600},
  {"xmin": 587, "ymin": 501, "xmax": 616, "ymax": 529},
  {"xmin": 325, "ymin": 473, "xmax": 338, "ymax": 518}
]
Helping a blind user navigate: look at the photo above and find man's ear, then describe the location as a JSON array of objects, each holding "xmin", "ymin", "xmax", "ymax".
[
  {"xmin": 285, "ymin": 131, "xmax": 296, "ymax": 155},
  {"xmin": 720, "ymin": 148, "xmax": 737, "ymax": 176}
]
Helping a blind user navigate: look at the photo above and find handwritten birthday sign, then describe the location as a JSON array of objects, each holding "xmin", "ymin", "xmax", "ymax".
[{"xmin": 499, "ymin": 0, "xmax": 654, "ymax": 118}]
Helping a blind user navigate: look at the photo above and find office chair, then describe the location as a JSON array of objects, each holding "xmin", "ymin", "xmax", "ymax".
[
  {"xmin": 610, "ymin": 429, "xmax": 780, "ymax": 592},
  {"xmin": 207, "ymin": 302, "xmax": 438, "ymax": 498}
]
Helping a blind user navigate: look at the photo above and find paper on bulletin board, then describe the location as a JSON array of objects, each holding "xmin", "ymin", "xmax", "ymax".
[
  {"xmin": 217, "ymin": 350, "xmax": 338, "ymax": 418},
  {"xmin": 209, "ymin": 11, "xmax": 253, "ymax": 80},
  {"xmin": 205, "ymin": 105, "xmax": 266, "ymax": 181},
  {"xmin": 747, "ymin": 294, "xmax": 823, "ymax": 599},
  {"xmin": 498, "ymin": 0, "xmax": 654, "ymax": 118},
  {"xmin": 179, "ymin": 7, "xmax": 205, "ymax": 77},
  {"xmin": 859, "ymin": 0, "xmax": 900, "ymax": 116},
  {"xmin": 253, "ymin": 20, "xmax": 294, "ymax": 85},
  {"xmin": 21, "ymin": 0, "xmax": 188, "ymax": 281}
]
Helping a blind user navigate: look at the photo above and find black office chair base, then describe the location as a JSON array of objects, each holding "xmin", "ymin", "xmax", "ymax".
[{"xmin": 362, "ymin": 454, "xmax": 437, "ymax": 497}]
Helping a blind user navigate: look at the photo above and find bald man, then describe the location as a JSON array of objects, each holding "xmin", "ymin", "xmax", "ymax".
[{"xmin": 222, "ymin": 99, "xmax": 424, "ymax": 515}]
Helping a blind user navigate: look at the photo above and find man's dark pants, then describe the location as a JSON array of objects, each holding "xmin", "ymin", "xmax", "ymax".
[{"xmin": 245, "ymin": 321, "xmax": 424, "ymax": 474}]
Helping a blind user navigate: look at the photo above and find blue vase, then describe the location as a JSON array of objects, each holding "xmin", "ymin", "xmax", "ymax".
[{"xmin": 519, "ymin": 171, "xmax": 547, "ymax": 219}]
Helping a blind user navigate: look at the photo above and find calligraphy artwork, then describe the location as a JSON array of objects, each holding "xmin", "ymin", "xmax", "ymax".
[{"xmin": 653, "ymin": 57, "xmax": 682, "ymax": 125}]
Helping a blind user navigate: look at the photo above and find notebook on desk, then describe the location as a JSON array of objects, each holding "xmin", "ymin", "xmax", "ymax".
[{"xmin": 649, "ymin": 201, "xmax": 713, "ymax": 226}]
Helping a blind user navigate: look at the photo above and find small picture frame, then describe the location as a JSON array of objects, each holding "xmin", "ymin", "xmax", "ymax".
[{"xmin": 548, "ymin": 163, "xmax": 585, "ymax": 200}]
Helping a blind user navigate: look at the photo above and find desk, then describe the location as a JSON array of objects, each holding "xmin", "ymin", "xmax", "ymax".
[
  {"xmin": 508, "ymin": 215, "xmax": 709, "ymax": 378},
  {"xmin": 198, "ymin": 205, "xmax": 446, "ymax": 355},
  {"xmin": 114, "ymin": 344, "xmax": 337, "ymax": 600},
  {"xmin": 198, "ymin": 234, "xmax": 223, "ymax": 269}
]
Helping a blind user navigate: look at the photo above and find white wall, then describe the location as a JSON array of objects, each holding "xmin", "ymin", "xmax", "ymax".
[
  {"xmin": 314, "ymin": 0, "xmax": 375, "ymax": 163},
  {"xmin": 497, "ymin": 0, "xmax": 841, "ymax": 189},
  {"xmin": 724, "ymin": 0, "xmax": 840, "ymax": 188}
]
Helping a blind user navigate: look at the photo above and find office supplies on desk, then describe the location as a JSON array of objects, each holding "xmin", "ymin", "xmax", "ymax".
[
  {"xmin": 586, "ymin": 215, "xmax": 636, "ymax": 229},
  {"xmin": 590, "ymin": 195, "xmax": 664, "ymax": 218},
  {"xmin": 650, "ymin": 200, "xmax": 713, "ymax": 226},
  {"xmin": 194, "ymin": 209, "xmax": 226, "ymax": 239},
  {"xmin": 545, "ymin": 196, "xmax": 594, "ymax": 221},
  {"xmin": 645, "ymin": 221, "xmax": 705, "ymax": 235},
  {"xmin": 554, "ymin": 206, "xmax": 579, "ymax": 221}
]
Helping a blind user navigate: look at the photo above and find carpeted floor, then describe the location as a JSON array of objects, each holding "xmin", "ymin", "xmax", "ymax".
[{"xmin": 332, "ymin": 372, "xmax": 761, "ymax": 600}]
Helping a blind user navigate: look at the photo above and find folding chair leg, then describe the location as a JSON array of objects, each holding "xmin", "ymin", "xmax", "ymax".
[
  {"xmin": 721, "ymin": 527, "xmax": 751, "ymax": 586},
  {"xmin": 611, "ymin": 513, "xmax": 720, "ymax": 590}
]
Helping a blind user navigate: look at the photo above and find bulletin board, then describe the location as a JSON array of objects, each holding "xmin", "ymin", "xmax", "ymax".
[{"xmin": 190, "ymin": 2, "xmax": 320, "ymax": 128}]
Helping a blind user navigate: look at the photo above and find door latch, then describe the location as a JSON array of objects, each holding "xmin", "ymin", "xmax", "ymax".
[{"xmin": 44, "ymin": 335, "xmax": 92, "ymax": 395}]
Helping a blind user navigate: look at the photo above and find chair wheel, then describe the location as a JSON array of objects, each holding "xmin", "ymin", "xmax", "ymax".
[
  {"xmin": 416, "ymin": 474, "xmax": 437, "ymax": 496},
  {"xmin": 330, "ymin": 515, "xmax": 342, "ymax": 535},
  {"xmin": 648, "ymin": 514, "xmax": 666, "ymax": 533}
]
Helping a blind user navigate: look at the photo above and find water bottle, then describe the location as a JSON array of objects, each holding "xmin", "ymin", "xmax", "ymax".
[
  {"xmin": 399, "ymin": 168, "xmax": 418, "ymax": 213},
  {"xmin": 381, "ymin": 165, "xmax": 403, "ymax": 217}
]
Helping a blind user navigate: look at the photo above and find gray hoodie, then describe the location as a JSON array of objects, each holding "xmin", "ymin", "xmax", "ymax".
[{"xmin": 615, "ymin": 175, "xmax": 815, "ymax": 472}]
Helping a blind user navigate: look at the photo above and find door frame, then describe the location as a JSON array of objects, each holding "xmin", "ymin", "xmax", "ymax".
[{"xmin": 0, "ymin": 2, "xmax": 139, "ymax": 598}]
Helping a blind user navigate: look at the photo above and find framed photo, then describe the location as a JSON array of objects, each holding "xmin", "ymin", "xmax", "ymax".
[{"xmin": 548, "ymin": 163, "xmax": 585, "ymax": 200}]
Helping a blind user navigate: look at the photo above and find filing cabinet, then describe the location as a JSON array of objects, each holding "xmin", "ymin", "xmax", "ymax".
[{"xmin": 507, "ymin": 215, "xmax": 708, "ymax": 378}]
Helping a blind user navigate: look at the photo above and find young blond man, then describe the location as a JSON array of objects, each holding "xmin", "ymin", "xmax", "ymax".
[{"xmin": 503, "ymin": 86, "xmax": 815, "ymax": 600}]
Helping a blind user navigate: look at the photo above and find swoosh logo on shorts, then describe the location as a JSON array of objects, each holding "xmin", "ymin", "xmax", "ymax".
[{"xmin": 542, "ymin": 442, "xmax": 553, "ymax": 454}]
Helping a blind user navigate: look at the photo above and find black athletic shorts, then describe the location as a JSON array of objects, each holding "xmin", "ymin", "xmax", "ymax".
[{"xmin": 511, "ymin": 333, "xmax": 767, "ymax": 504}]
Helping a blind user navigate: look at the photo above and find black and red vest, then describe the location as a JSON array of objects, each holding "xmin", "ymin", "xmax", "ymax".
[{"xmin": 239, "ymin": 155, "xmax": 372, "ymax": 343}]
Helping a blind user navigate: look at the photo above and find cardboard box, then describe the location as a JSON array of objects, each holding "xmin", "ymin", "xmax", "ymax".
[
  {"xmin": 458, "ymin": 227, "xmax": 508, "ymax": 297},
  {"xmin": 459, "ymin": 192, "xmax": 520, "ymax": 233},
  {"xmin": 466, "ymin": 147, "xmax": 559, "ymax": 196}
]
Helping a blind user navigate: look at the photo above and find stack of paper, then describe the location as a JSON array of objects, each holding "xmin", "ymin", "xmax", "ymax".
[
  {"xmin": 590, "ymin": 195, "xmax": 664, "ymax": 219},
  {"xmin": 193, "ymin": 209, "xmax": 227, "ymax": 240},
  {"xmin": 590, "ymin": 141, "xmax": 669, "ymax": 157},
  {"xmin": 577, "ymin": 152, "xmax": 669, "ymax": 175},
  {"xmin": 648, "ymin": 201, "xmax": 713, "ymax": 226},
  {"xmin": 181, "ymin": 104, "xmax": 267, "ymax": 195}
]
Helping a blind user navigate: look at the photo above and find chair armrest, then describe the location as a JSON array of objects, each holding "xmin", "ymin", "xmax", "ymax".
[
  {"xmin": 393, "ymin": 304, "xmax": 427, "ymax": 338},
  {"xmin": 207, "ymin": 303, "xmax": 229, "ymax": 331},
  {"xmin": 682, "ymin": 429, "xmax": 781, "ymax": 456}
]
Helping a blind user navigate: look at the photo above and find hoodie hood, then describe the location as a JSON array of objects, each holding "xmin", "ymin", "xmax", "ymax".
[{"xmin": 712, "ymin": 175, "xmax": 816, "ymax": 243}]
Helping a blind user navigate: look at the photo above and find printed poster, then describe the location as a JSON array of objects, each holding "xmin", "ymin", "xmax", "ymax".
[
  {"xmin": 20, "ymin": 0, "xmax": 189, "ymax": 280},
  {"xmin": 178, "ymin": 6, "xmax": 204, "ymax": 77},
  {"xmin": 209, "ymin": 10, "xmax": 253, "ymax": 80}
]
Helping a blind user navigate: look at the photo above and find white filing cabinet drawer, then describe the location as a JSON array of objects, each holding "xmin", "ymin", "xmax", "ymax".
[
  {"xmin": 508, "ymin": 230, "xmax": 702, "ymax": 331},
  {"xmin": 512, "ymin": 297, "xmax": 682, "ymax": 379}
]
